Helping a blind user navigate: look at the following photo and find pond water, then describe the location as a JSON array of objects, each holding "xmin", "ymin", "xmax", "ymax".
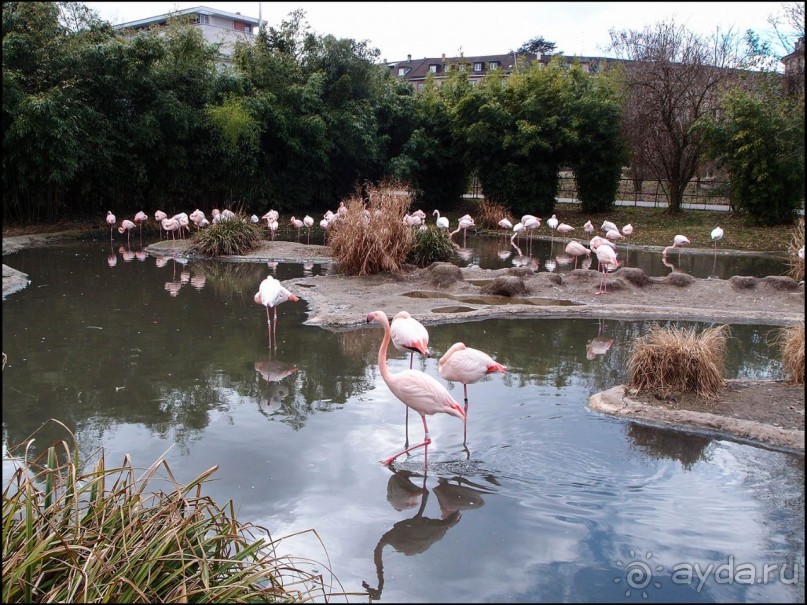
[
  {"xmin": 2, "ymin": 239, "xmax": 804, "ymax": 603},
  {"xmin": 453, "ymin": 233, "xmax": 790, "ymax": 279}
]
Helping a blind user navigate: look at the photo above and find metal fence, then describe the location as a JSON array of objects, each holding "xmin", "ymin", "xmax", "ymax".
[{"xmin": 557, "ymin": 175, "xmax": 732, "ymax": 209}]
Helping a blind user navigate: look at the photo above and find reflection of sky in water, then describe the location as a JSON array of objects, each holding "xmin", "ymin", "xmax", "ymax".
[{"xmin": 1, "ymin": 242, "xmax": 802, "ymax": 603}]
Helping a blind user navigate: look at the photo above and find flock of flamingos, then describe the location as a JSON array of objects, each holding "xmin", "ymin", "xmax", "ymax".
[{"xmin": 101, "ymin": 204, "xmax": 736, "ymax": 465}]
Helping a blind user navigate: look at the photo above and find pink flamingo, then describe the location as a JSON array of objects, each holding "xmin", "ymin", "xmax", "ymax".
[
  {"xmin": 133, "ymin": 211, "xmax": 148, "ymax": 240},
  {"xmin": 290, "ymin": 216, "xmax": 304, "ymax": 240},
  {"xmin": 437, "ymin": 342, "xmax": 506, "ymax": 444},
  {"xmin": 497, "ymin": 218, "xmax": 513, "ymax": 242},
  {"xmin": 161, "ymin": 217, "xmax": 180, "ymax": 241},
  {"xmin": 595, "ymin": 244, "xmax": 619, "ymax": 294},
  {"xmin": 565, "ymin": 240, "xmax": 591, "ymax": 269},
  {"xmin": 366, "ymin": 310, "xmax": 465, "ymax": 467},
  {"xmin": 390, "ymin": 311, "xmax": 431, "ymax": 447},
  {"xmin": 663, "ymin": 234, "xmax": 690, "ymax": 263},
  {"xmin": 303, "ymin": 215, "xmax": 314, "ymax": 244},
  {"xmin": 450, "ymin": 215, "xmax": 475, "ymax": 247},
  {"xmin": 118, "ymin": 219, "xmax": 136, "ymax": 246},
  {"xmin": 254, "ymin": 275, "xmax": 300, "ymax": 348},
  {"xmin": 105, "ymin": 211, "xmax": 116, "ymax": 242},
  {"xmin": 154, "ymin": 210, "xmax": 167, "ymax": 239}
]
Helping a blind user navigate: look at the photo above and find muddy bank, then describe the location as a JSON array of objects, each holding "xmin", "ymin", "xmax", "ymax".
[{"xmin": 589, "ymin": 383, "xmax": 805, "ymax": 452}]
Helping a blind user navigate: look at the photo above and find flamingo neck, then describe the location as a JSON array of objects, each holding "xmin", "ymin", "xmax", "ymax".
[{"xmin": 377, "ymin": 318, "xmax": 392, "ymax": 384}]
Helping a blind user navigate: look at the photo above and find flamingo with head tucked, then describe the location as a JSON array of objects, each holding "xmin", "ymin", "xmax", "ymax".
[
  {"xmin": 565, "ymin": 240, "xmax": 591, "ymax": 269},
  {"xmin": 118, "ymin": 219, "xmax": 136, "ymax": 246},
  {"xmin": 595, "ymin": 244, "xmax": 619, "ymax": 294},
  {"xmin": 366, "ymin": 310, "xmax": 465, "ymax": 466},
  {"xmin": 105, "ymin": 211, "xmax": 116, "ymax": 242},
  {"xmin": 438, "ymin": 342, "xmax": 506, "ymax": 444}
]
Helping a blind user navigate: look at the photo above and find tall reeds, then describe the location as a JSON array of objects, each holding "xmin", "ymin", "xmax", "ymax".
[
  {"xmin": 327, "ymin": 181, "xmax": 414, "ymax": 276},
  {"xmin": 778, "ymin": 322, "xmax": 804, "ymax": 385},
  {"xmin": 786, "ymin": 216, "xmax": 804, "ymax": 282},
  {"xmin": 626, "ymin": 324, "xmax": 730, "ymax": 400},
  {"xmin": 2, "ymin": 420, "xmax": 343, "ymax": 603}
]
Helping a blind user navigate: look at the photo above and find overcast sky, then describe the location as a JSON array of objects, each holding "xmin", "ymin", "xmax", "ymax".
[{"xmin": 84, "ymin": 2, "xmax": 793, "ymax": 61}]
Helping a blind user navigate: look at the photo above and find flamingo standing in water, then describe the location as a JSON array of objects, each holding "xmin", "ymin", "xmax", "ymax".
[
  {"xmin": 303, "ymin": 215, "xmax": 314, "ymax": 244},
  {"xmin": 390, "ymin": 311, "xmax": 431, "ymax": 447},
  {"xmin": 254, "ymin": 274, "xmax": 300, "ymax": 348},
  {"xmin": 154, "ymin": 210, "xmax": 167, "ymax": 239},
  {"xmin": 497, "ymin": 218, "xmax": 513, "ymax": 242},
  {"xmin": 290, "ymin": 216, "xmax": 304, "ymax": 240},
  {"xmin": 438, "ymin": 342, "xmax": 506, "ymax": 444},
  {"xmin": 565, "ymin": 240, "xmax": 591, "ymax": 269},
  {"xmin": 710, "ymin": 226, "xmax": 724, "ymax": 251},
  {"xmin": 450, "ymin": 215, "xmax": 475, "ymax": 247},
  {"xmin": 105, "ymin": 211, "xmax": 116, "ymax": 242},
  {"xmin": 118, "ymin": 219, "xmax": 136, "ymax": 246},
  {"xmin": 546, "ymin": 214, "xmax": 559, "ymax": 243},
  {"xmin": 366, "ymin": 310, "xmax": 465, "ymax": 466},
  {"xmin": 663, "ymin": 234, "xmax": 690, "ymax": 264},
  {"xmin": 133, "ymin": 211, "xmax": 148, "ymax": 241}
]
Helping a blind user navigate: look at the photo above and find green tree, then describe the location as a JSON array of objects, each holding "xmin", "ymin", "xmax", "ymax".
[
  {"xmin": 517, "ymin": 35, "xmax": 558, "ymax": 55},
  {"xmin": 565, "ymin": 64, "xmax": 626, "ymax": 214},
  {"xmin": 700, "ymin": 83, "xmax": 804, "ymax": 225},
  {"xmin": 392, "ymin": 71, "xmax": 470, "ymax": 205}
]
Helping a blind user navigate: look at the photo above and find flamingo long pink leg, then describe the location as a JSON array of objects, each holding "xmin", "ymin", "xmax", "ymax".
[{"xmin": 382, "ymin": 416, "xmax": 431, "ymax": 466}]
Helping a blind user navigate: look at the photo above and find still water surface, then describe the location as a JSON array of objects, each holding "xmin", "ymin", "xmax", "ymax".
[{"xmin": 2, "ymin": 239, "xmax": 803, "ymax": 603}]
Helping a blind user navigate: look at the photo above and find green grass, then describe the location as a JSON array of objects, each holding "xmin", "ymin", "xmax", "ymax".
[
  {"xmin": 2, "ymin": 420, "xmax": 350, "ymax": 603},
  {"xmin": 407, "ymin": 225, "xmax": 457, "ymax": 267},
  {"xmin": 189, "ymin": 215, "xmax": 262, "ymax": 256}
]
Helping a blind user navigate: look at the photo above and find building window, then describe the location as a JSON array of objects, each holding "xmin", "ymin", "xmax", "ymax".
[
  {"xmin": 473, "ymin": 62, "xmax": 483, "ymax": 72},
  {"xmin": 398, "ymin": 67, "xmax": 407, "ymax": 76},
  {"xmin": 429, "ymin": 64, "xmax": 439, "ymax": 73},
  {"xmin": 459, "ymin": 64, "xmax": 466, "ymax": 71},
  {"xmin": 490, "ymin": 61, "xmax": 499, "ymax": 70},
  {"xmin": 194, "ymin": 14, "xmax": 209, "ymax": 25}
]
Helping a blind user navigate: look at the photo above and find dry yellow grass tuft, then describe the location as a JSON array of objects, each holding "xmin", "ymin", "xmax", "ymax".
[
  {"xmin": 779, "ymin": 322, "xmax": 804, "ymax": 385},
  {"xmin": 327, "ymin": 181, "xmax": 414, "ymax": 276},
  {"xmin": 476, "ymin": 199, "xmax": 513, "ymax": 229},
  {"xmin": 627, "ymin": 324, "xmax": 730, "ymax": 400},
  {"xmin": 786, "ymin": 217, "xmax": 804, "ymax": 282}
]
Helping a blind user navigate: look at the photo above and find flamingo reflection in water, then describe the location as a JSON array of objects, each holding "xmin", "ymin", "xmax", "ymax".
[
  {"xmin": 255, "ymin": 359, "xmax": 299, "ymax": 416},
  {"xmin": 363, "ymin": 463, "xmax": 494, "ymax": 601},
  {"xmin": 586, "ymin": 318, "xmax": 614, "ymax": 360}
]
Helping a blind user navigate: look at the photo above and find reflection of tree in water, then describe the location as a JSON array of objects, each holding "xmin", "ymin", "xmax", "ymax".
[
  {"xmin": 626, "ymin": 423, "xmax": 712, "ymax": 470},
  {"xmin": 362, "ymin": 463, "xmax": 496, "ymax": 600},
  {"xmin": 188, "ymin": 261, "xmax": 266, "ymax": 302}
]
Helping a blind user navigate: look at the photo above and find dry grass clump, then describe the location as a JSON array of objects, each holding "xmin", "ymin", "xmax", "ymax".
[
  {"xmin": 475, "ymin": 199, "xmax": 513, "ymax": 229},
  {"xmin": 3, "ymin": 421, "xmax": 345, "ymax": 603},
  {"xmin": 786, "ymin": 217, "xmax": 804, "ymax": 282},
  {"xmin": 627, "ymin": 324, "xmax": 730, "ymax": 400},
  {"xmin": 327, "ymin": 182, "xmax": 414, "ymax": 276},
  {"xmin": 779, "ymin": 322, "xmax": 804, "ymax": 385}
]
